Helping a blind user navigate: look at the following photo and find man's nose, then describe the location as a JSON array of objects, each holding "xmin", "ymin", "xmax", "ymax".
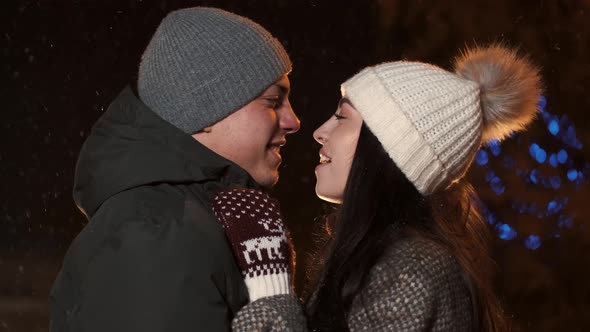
[{"xmin": 280, "ymin": 100, "xmax": 300, "ymax": 134}]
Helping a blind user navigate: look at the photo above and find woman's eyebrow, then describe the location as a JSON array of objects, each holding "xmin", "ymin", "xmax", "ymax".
[{"xmin": 338, "ymin": 97, "xmax": 353, "ymax": 109}]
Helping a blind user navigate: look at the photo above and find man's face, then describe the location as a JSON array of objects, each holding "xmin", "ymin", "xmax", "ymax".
[{"xmin": 193, "ymin": 75, "xmax": 300, "ymax": 187}]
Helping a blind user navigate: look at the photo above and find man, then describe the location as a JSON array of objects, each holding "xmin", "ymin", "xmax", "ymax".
[{"xmin": 50, "ymin": 7, "xmax": 299, "ymax": 331}]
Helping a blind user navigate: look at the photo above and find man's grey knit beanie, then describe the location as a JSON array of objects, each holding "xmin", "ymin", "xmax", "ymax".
[{"xmin": 138, "ymin": 7, "xmax": 292, "ymax": 134}]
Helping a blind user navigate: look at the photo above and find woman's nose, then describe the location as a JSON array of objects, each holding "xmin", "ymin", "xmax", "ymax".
[{"xmin": 313, "ymin": 121, "xmax": 329, "ymax": 145}]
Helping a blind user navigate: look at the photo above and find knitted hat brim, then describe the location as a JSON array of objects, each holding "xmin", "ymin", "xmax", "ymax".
[{"xmin": 341, "ymin": 67, "xmax": 450, "ymax": 195}]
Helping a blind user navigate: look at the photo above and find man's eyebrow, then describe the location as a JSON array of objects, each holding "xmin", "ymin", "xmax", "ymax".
[
  {"xmin": 261, "ymin": 83, "xmax": 289, "ymax": 98},
  {"xmin": 275, "ymin": 83, "xmax": 290, "ymax": 95}
]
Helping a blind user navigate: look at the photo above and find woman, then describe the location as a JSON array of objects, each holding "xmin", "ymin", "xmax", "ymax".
[{"xmin": 213, "ymin": 44, "xmax": 542, "ymax": 331}]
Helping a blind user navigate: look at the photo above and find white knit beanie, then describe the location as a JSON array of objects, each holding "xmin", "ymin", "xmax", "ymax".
[{"xmin": 342, "ymin": 45, "xmax": 542, "ymax": 195}]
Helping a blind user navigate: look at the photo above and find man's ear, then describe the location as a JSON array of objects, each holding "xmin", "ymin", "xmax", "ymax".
[{"xmin": 191, "ymin": 126, "xmax": 212, "ymax": 142}]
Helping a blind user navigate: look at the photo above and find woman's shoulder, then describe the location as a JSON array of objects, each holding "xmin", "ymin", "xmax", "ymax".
[
  {"xmin": 381, "ymin": 235, "xmax": 456, "ymax": 268},
  {"xmin": 348, "ymin": 235, "xmax": 473, "ymax": 330},
  {"xmin": 366, "ymin": 234, "xmax": 467, "ymax": 294}
]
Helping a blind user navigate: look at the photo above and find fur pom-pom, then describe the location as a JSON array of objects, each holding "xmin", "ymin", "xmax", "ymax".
[{"xmin": 454, "ymin": 44, "xmax": 543, "ymax": 142}]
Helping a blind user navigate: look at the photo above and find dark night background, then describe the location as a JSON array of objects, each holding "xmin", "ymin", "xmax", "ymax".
[{"xmin": 2, "ymin": 0, "xmax": 590, "ymax": 331}]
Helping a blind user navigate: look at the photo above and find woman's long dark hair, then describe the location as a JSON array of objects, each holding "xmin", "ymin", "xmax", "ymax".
[{"xmin": 305, "ymin": 124, "xmax": 506, "ymax": 332}]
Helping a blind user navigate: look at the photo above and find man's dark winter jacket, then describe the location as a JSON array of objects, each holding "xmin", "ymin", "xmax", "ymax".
[{"xmin": 50, "ymin": 87, "xmax": 256, "ymax": 331}]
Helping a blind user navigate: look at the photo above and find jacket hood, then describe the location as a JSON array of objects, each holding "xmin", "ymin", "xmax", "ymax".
[{"xmin": 73, "ymin": 87, "xmax": 258, "ymax": 218}]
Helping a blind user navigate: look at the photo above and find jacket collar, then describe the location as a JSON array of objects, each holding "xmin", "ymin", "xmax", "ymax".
[{"xmin": 73, "ymin": 86, "xmax": 259, "ymax": 218}]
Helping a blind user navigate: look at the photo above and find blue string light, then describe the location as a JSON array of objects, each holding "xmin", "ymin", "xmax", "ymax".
[
  {"xmin": 549, "ymin": 153, "xmax": 559, "ymax": 168},
  {"xmin": 557, "ymin": 149, "xmax": 568, "ymax": 164},
  {"xmin": 490, "ymin": 176, "xmax": 506, "ymax": 195},
  {"xmin": 548, "ymin": 119, "xmax": 559, "ymax": 135},
  {"xmin": 485, "ymin": 169, "xmax": 496, "ymax": 182},
  {"xmin": 488, "ymin": 139, "xmax": 502, "ymax": 156},
  {"xmin": 546, "ymin": 200, "xmax": 563, "ymax": 216},
  {"xmin": 525, "ymin": 235, "xmax": 542, "ymax": 250},
  {"xmin": 529, "ymin": 143, "xmax": 550, "ymax": 164},
  {"xmin": 538, "ymin": 95, "xmax": 547, "ymax": 111},
  {"xmin": 557, "ymin": 214, "xmax": 574, "ymax": 229},
  {"xmin": 474, "ymin": 95, "xmax": 588, "ymax": 250},
  {"xmin": 549, "ymin": 175, "xmax": 561, "ymax": 189},
  {"xmin": 567, "ymin": 169, "xmax": 578, "ymax": 181},
  {"xmin": 497, "ymin": 224, "xmax": 518, "ymax": 240},
  {"xmin": 475, "ymin": 150, "xmax": 489, "ymax": 166},
  {"xmin": 529, "ymin": 168, "xmax": 540, "ymax": 184}
]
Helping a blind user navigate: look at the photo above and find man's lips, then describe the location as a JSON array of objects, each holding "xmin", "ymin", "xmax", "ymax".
[
  {"xmin": 268, "ymin": 140, "xmax": 286, "ymax": 152},
  {"xmin": 267, "ymin": 140, "xmax": 286, "ymax": 164}
]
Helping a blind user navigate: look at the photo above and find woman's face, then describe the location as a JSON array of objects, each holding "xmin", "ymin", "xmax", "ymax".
[{"xmin": 313, "ymin": 97, "xmax": 363, "ymax": 204}]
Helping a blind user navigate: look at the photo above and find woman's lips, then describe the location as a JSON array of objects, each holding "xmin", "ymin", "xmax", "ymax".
[{"xmin": 318, "ymin": 149, "xmax": 331, "ymax": 165}]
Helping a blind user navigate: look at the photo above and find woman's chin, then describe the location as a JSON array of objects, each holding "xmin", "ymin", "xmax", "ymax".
[{"xmin": 315, "ymin": 189, "xmax": 343, "ymax": 205}]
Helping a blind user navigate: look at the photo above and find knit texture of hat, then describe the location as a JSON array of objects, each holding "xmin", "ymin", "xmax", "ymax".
[
  {"xmin": 138, "ymin": 7, "xmax": 292, "ymax": 134},
  {"xmin": 342, "ymin": 46, "xmax": 542, "ymax": 195}
]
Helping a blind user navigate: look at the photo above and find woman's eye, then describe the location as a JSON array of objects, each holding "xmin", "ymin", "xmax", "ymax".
[{"xmin": 334, "ymin": 113, "xmax": 345, "ymax": 120}]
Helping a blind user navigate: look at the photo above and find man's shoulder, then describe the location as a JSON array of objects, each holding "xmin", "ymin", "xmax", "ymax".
[
  {"xmin": 59, "ymin": 184, "xmax": 243, "ymax": 297},
  {"xmin": 99, "ymin": 184, "xmax": 185, "ymax": 219},
  {"xmin": 76, "ymin": 183, "xmax": 227, "ymax": 259}
]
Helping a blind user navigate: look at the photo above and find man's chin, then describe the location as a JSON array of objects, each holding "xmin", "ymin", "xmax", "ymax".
[{"xmin": 254, "ymin": 171, "xmax": 279, "ymax": 189}]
